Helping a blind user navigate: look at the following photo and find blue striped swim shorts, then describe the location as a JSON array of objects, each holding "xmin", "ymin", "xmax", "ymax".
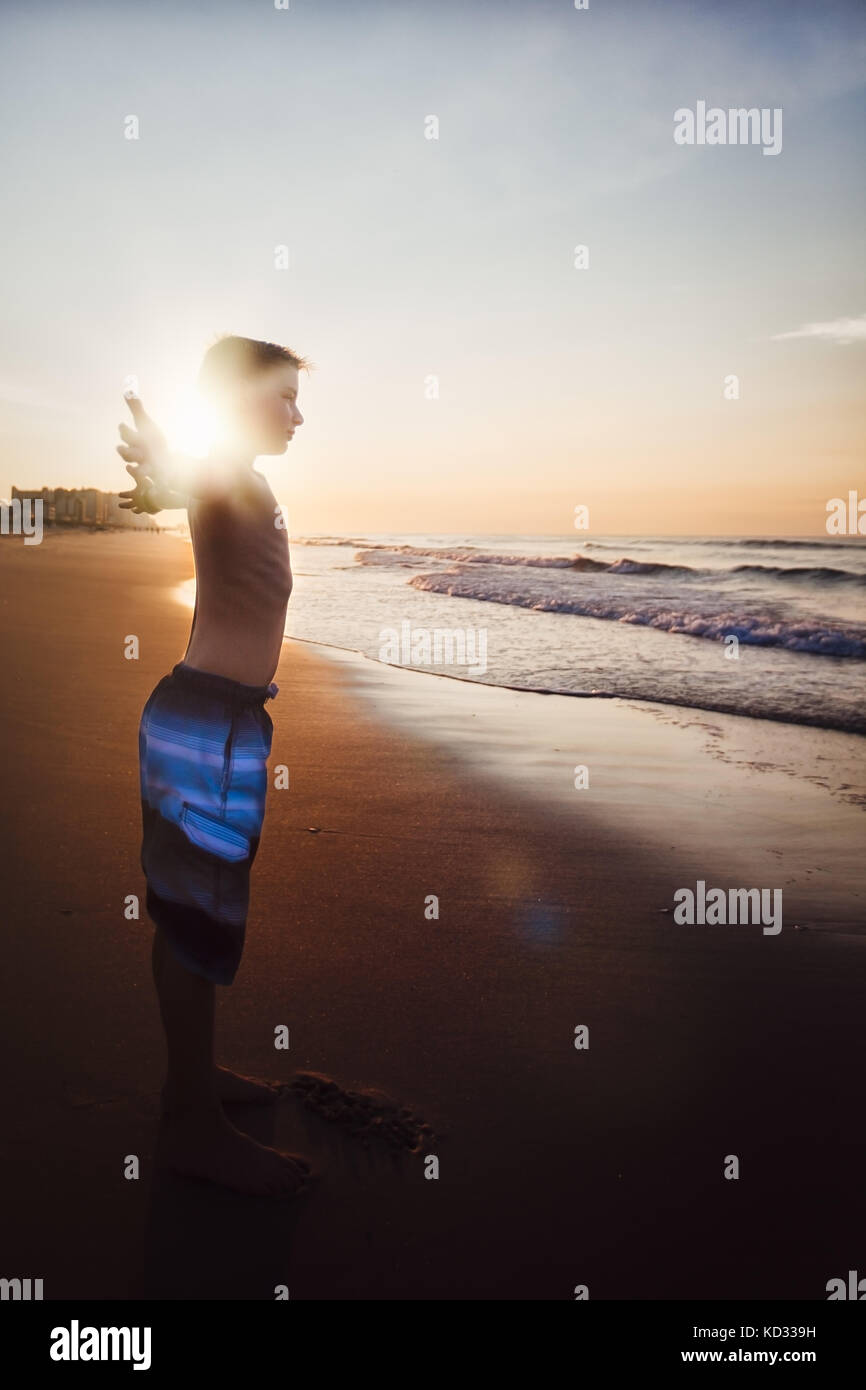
[{"xmin": 138, "ymin": 661, "xmax": 278, "ymax": 985}]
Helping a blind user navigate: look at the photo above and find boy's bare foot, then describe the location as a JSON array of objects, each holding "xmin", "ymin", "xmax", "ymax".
[
  {"xmin": 159, "ymin": 1067, "xmax": 281, "ymax": 1110},
  {"xmin": 155, "ymin": 1104, "xmax": 315, "ymax": 1197},
  {"xmin": 213, "ymin": 1065, "xmax": 282, "ymax": 1105}
]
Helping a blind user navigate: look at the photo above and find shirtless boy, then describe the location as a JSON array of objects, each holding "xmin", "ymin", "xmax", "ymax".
[{"xmin": 117, "ymin": 335, "xmax": 312, "ymax": 1196}]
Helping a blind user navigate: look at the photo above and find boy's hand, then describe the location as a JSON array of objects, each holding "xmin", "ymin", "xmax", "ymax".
[
  {"xmin": 117, "ymin": 462, "xmax": 178, "ymax": 514},
  {"xmin": 115, "ymin": 389, "xmax": 206, "ymax": 505},
  {"xmin": 116, "ymin": 391, "xmax": 170, "ymax": 476},
  {"xmin": 116, "ymin": 391, "xmax": 188, "ymax": 512}
]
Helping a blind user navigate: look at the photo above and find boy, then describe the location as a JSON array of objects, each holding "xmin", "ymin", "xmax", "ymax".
[{"xmin": 117, "ymin": 335, "xmax": 313, "ymax": 1196}]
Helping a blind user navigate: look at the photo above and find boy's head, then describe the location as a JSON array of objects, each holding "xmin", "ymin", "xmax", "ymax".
[{"xmin": 197, "ymin": 335, "xmax": 311, "ymax": 457}]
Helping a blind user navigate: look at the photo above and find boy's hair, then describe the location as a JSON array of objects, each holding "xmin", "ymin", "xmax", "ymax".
[{"xmin": 197, "ymin": 334, "xmax": 313, "ymax": 401}]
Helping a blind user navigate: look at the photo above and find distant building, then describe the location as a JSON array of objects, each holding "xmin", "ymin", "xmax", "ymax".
[{"xmin": 9, "ymin": 486, "xmax": 160, "ymax": 529}]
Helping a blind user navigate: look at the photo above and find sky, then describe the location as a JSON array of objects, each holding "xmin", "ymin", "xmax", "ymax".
[{"xmin": 0, "ymin": 0, "xmax": 864, "ymax": 536}]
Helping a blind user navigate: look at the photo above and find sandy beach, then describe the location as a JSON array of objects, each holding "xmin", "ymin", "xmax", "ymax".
[{"xmin": 1, "ymin": 528, "xmax": 864, "ymax": 1300}]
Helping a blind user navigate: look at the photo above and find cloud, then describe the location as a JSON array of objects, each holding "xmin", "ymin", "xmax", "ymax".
[{"xmin": 771, "ymin": 314, "xmax": 866, "ymax": 345}]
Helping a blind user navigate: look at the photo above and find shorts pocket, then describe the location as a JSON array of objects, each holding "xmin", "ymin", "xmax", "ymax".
[{"xmin": 180, "ymin": 802, "xmax": 252, "ymax": 862}]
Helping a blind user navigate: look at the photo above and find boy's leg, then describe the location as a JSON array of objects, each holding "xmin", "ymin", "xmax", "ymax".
[
  {"xmin": 151, "ymin": 926, "xmax": 314, "ymax": 1195},
  {"xmin": 152, "ymin": 924, "xmax": 220, "ymax": 1118},
  {"xmin": 152, "ymin": 923, "xmax": 281, "ymax": 1111}
]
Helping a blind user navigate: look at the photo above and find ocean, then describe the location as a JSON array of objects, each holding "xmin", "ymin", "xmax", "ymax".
[{"xmin": 278, "ymin": 533, "xmax": 866, "ymax": 736}]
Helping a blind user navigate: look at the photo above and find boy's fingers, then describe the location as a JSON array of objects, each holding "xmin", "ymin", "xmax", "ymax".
[
  {"xmin": 123, "ymin": 392, "xmax": 147, "ymax": 422},
  {"xmin": 126, "ymin": 464, "xmax": 154, "ymax": 485},
  {"xmin": 124, "ymin": 392, "xmax": 163, "ymax": 437},
  {"xmin": 117, "ymin": 444, "xmax": 144, "ymax": 463},
  {"xmin": 123, "ymin": 392, "xmax": 167, "ymax": 445},
  {"xmin": 118, "ymin": 422, "xmax": 139, "ymax": 444}
]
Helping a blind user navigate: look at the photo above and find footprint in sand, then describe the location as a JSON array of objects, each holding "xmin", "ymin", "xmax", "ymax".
[{"xmin": 282, "ymin": 1072, "xmax": 434, "ymax": 1153}]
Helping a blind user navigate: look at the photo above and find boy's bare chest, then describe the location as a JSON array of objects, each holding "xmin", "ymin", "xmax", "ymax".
[{"xmin": 190, "ymin": 486, "xmax": 292, "ymax": 604}]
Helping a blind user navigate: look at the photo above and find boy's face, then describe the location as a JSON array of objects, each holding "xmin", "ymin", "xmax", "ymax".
[{"xmin": 221, "ymin": 363, "xmax": 304, "ymax": 456}]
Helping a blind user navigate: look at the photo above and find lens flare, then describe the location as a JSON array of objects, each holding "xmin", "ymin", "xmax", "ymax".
[{"xmin": 165, "ymin": 388, "xmax": 222, "ymax": 458}]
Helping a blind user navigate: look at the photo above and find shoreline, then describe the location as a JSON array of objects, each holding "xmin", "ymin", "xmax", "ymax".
[{"xmin": 294, "ymin": 638, "xmax": 866, "ymax": 935}]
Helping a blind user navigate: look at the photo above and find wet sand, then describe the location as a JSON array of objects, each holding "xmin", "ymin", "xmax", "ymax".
[{"xmin": 1, "ymin": 529, "xmax": 864, "ymax": 1300}]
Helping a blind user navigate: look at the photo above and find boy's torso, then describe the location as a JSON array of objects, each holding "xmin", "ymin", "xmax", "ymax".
[{"xmin": 183, "ymin": 470, "xmax": 292, "ymax": 686}]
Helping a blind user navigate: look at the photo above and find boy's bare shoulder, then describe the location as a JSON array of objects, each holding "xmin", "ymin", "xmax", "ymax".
[{"xmin": 188, "ymin": 470, "xmax": 281, "ymax": 529}]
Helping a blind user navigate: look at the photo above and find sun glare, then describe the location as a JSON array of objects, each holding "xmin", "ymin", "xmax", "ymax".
[{"xmin": 166, "ymin": 389, "xmax": 220, "ymax": 458}]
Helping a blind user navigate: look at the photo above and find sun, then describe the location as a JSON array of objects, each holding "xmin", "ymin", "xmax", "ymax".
[{"xmin": 165, "ymin": 387, "xmax": 221, "ymax": 458}]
